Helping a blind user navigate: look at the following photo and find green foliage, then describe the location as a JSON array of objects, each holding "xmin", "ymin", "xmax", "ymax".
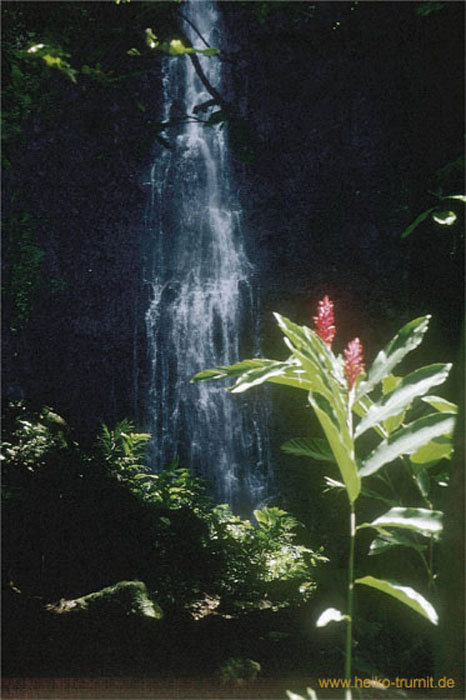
[
  {"xmin": 1, "ymin": 403, "xmax": 68, "ymax": 474},
  {"xmin": 354, "ymin": 576, "xmax": 438, "ymax": 625},
  {"xmin": 20, "ymin": 43, "xmax": 78, "ymax": 83},
  {"xmin": 401, "ymin": 194, "xmax": 465, "ymax": 238},
  {"xmin": 211, "ymin": 504, "xmax": 327, "ymax": 610},
  {"xmin": 134, "ymin": 456, "xmax": 210, "ymax": 512},
  {"xmin": 98, "ymin": 419, "xmax": 151, "ymax": 485},
  {"xmin": 194, "ymin": 304, "xmax": 456, "ymax": 692},
  {"xmin": 3, "ymin": 403, "xmax": 326, "ymax": 613}
]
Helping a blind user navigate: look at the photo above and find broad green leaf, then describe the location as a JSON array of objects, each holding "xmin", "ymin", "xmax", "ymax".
[
  {"xmin": 368, "ymin": 530, "xmax": 427, "ymax": 556},
  {"xmin": 230, "ymin": 360, "xmax": 305, "ymax": 393},
  {"xmin": 360, "ymin": 412, "xmax": 455, "ymax": 477},
  {"xmin": 281, "ymin": 437, "xmax": 335, "ymax": 463},
  {"xmin": 384, "ymin": 411, "xmax": 406, "ymax": 435},
  {"xmin": 422, "ymin": 395, "xmax": 458, "ymax": 413},
  {"xmin": 191, "ymin": 358, "xmax": 277, "ymax": 382},
  {"xmin": 382, "ymin": 374, "xmax": 401, "ymax": 394},
  {"xmin": 355, "ymin": 363, "xmax": 451, "ymax": 438},
  {"xmin": 353, "ymin": 395, "xmax": 388, "ymax": 439},
  {"xmin": 400, "ymin": 208, "xmax": 435, "ymax": 238},
  {"xmin": 284, "ymin": 339, "xmax": 345, "ymax": 408},
  {"xmin": 274, "ymin": 313, "xmax": 344, "ymax": 383},
  {"xmin": 410, "ymin": 435, "xmax": 453, "ymax": 464},
  {"xmin": 443, "ymin": 194, "xmax": 466, "ymax": 202},
  {"xmin": 356, "ymin": 316, "xmax": 431, "ymax": 401},
  {"xmin": 308, "ymin": 393, "xmax": 360, "ymax": 503},
  {"xmin": 355, "ymin": 576, "xmax": 438, "ymax": 624},
  {"xmin": 432, "ymin": 210, "xmax": 456, "ymax": 226},
  {"xmin": 382, "ymin": 374, "xmax": 405, "ymax": 433},
  {"xmin": 358, "ymin": 506, "xmax": 443, "ymax": 536},
  {"xmin": 316, "ymin": 607, "xmax": 349, "ymax": 627},
  {"xmin": 267, "ymin": 365, "xmax": 314, "ymax": 391}
]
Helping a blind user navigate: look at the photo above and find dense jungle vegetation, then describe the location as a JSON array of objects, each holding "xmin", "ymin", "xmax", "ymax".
[{"xmin": 2, "ymin": 1, "xmax": 464, "ymax": 698}]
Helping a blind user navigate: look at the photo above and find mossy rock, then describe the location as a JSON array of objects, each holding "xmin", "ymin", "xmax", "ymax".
[
  {"xmin": 218, "ymin": 656, "xmax": 261, "ymax": 685},
  {"xmin": 47, "ymin": 580, "xmax": 163, "ymax": 620}
]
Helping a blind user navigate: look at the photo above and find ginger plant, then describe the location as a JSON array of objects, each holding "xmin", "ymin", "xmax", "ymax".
[{"xmin": 192, "ymin": 296, "xmax": 456, "ymax": 698}]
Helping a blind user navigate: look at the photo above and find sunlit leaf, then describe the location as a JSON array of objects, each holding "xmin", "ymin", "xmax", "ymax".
[
  {"xmin": 410, "ymin": 435, "xmax": 453, "ymax": 464},
  {"xmin": 360, "ymin": 412, "xmax": 455, "ymax": 477},
  {"xmin": 358, "ymin": 506, "xmax": 443, "ymax": 536},
  {"xmin": 168, "ymin": 39, "xmax": 193, "ymax": 55},
  {"xmin": 368, "ymin": 530, "xmax": 427, "ymax": 556},
  {"xmin": 432, "ymin": 210, "xmax": 457, "ymax": 226},
  {"xmin": 230, "ymin": 361, "xmax": 304, "ymax": 393},
  {"xmin": 422, "ymin": 395, "xmax": 458, "ymax": 413},
  {"xmin": 281, "ymin": 437, "xmax": 335, "ymax": 463},
  {"xmin": 316, "ymin": 607, "xmax": 349, "ymax": 627},
  {"xmin": 355, "ymin": 363, "xmax": 451, "ymax": 438},
  {"xmin": 191, "ymin": 358, "xmax": 276, "ymax": 382},
  {"xmin": 355, "ymin": 576, "xmax": 438, "ymax": 624},
  {"xmin": 309, "ymin": 393, "xmax": 360, "ymax": 503},
  {"xmin": 353, "ymin": 395, "xmax": 388, "ymax": 439},
  {"xmin": 442, "ymin": 194, "xmax": 466, "ymax": 202},
  {"xmin": 274, "ymin": 313, "xmax": 345, "ymax": 385},
  {"xmin": 356, "ymin": 316, "xmax": 431, "ymax": 400}
]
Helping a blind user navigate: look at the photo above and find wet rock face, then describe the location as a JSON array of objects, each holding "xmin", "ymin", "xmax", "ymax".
[{"xmin": 3, "ymin": 2, "xmax": 464, "ymax": 440}]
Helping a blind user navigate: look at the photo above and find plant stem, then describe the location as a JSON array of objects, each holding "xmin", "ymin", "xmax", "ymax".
[{"xmin": 345, "ymin": 501, "xmax": 356, "ymax": 700}]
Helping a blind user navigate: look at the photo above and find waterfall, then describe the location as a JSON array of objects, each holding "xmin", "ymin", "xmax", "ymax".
[{"xmin": 144, "ymin": 1, "xmax": 271, "ymax": 512}]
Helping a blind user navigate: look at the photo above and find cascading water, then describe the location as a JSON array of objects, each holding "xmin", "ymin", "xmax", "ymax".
[{"xmin": 144, "ymin": 1, "xmax": 271, "ymax": 512}]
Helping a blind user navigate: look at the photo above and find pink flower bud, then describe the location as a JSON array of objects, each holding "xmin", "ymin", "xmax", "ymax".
[
  {"xmin": 313, "ymin": 295, "xmax": 336, "ymax": 346},
  {"xmin": 344, "ymin": 338, "xmax": 365, "ymax": 390}
]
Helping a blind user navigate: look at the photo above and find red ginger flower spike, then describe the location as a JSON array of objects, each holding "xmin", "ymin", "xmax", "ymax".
[
  {"xmin": 313, "ymin": 295, "xmax": 336, "ymax": 346},
  {"xmin": 344, "ymin": 338, "xmax": 365, "ymax": 390}
]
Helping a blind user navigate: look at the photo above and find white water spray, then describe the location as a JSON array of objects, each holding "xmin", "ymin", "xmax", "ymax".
[{"xmin": 144, "ymin": 1, "xmax": 270, "ymax": 511}]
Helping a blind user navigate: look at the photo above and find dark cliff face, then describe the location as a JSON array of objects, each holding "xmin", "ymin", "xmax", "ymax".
[
  {"xmin": 2, "ymin": 1, "xmax": 464, "ymax": 442},
  {"xmin": 221, "ymin": 1, "xmax": 464, "ymax": 346}
]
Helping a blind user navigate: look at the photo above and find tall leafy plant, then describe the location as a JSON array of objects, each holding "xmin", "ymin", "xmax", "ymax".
[{"xmin": 192, "ymin": 296, "xmax": 456, "ymax": 697}]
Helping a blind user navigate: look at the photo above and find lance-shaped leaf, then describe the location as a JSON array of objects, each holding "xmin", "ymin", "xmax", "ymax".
[
  {"xmin": 422, "ymin": 395, "xmax": 458, "ymax": 413},
  {"xmin": 360, "ymin": 412, "xmax": 455, "ymax": 477},
  {"xmin": 358, "ymin": 507, "xmax": 443, "ymax": 537},
  {"xmin": 356, "ymin": 316, "xmax": 431, "ymax": 401},
  {"xmin": 410, "ymin": 435, "xmax": 454, "ymax": 465},
  {"xmin": 368, "ymin": 530, "xmax": 427, "ymax": 556},
  {"xmin": 355, "ymin": 363, "xmax": 452, "ymax": 438},
  {"xmin": 274, "ymin": 313, "xmax": 344, "ymax": 383},
  {"xmin": 285, "ymin": 341, "xmax": 349, "ymax": 431},
  {"xmin": 230, "ymin": 360, "xmax": 306, "ymax": 393},
  {"xmin": 281, "ymin": 437, "xmax": 336, "ymax": 463},
  {"xmin": 353, "ymin": 395, "xmax": 388, "ymax": 439},
  {"xmin": 192, "ymin": 358, "xmax": 277, "ymax": 382},
  {"xmin": 400, "ymin": 208, "xmax": 435, "ymax": 238},
  {"xmin": 308, "ymin": 393, "xmax": 360, "ymax": 502},
  {"xmin": 355, "ymin": 576, "xmax": 438, "ymax": 625},
  {"xmin": 316, "ymin": 607, "xmax": 349, "ymax": 627}
]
